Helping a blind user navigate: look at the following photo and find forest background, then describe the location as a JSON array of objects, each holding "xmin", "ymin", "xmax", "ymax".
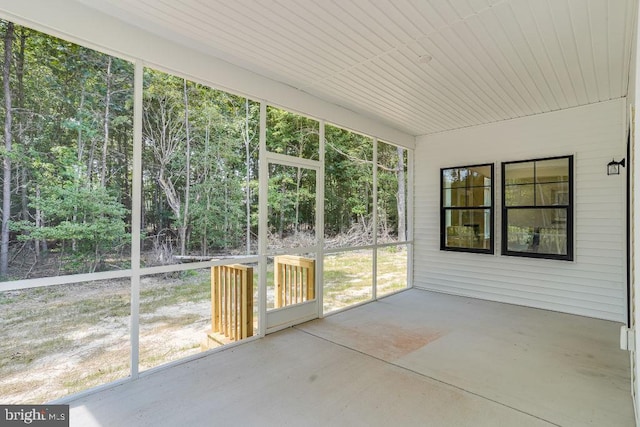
[{"xmin": 0, "ymin": 20, "xmax": 407, "ymax": 281}]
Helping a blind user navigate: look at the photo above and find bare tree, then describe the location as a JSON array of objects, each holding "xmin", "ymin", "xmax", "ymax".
[
  {"xmin": 181, "ymin": 79, "xmax": 191, "ymax": 256},
  {"xmin": 100, "ymin": 56, "xmax": 112, "ymax": 187},
  {"xmin": 0, "ymin": 22, "xmax": 14, "ymax": 277},
  {"xmin": 143, "ymin": 85, "xmax": 185, "ymax": 252},
  {"xmin": 243, "ymin": 98, "xmax": 253, "ymax": 254}
]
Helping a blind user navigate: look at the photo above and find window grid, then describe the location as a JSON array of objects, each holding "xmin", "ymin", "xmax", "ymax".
[
  {"xmin": 440, "ymin": 163, "xmax": 494, "ymax": 254},
  {"xmin": 501, "ymin": 156, "xmax": 573, "ymax": 261}
]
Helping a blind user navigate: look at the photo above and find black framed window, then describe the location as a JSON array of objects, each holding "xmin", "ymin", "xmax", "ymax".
[
  {"xmin": 502, "ymin": 155, "xmax": 573, "ymax": 261},
  {"xmin": 440, "ymin": 163, "xmax": 494, "ymax": 253}
]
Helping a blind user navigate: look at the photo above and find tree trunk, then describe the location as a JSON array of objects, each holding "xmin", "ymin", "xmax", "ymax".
[
  {"xmin": 295, "ymin": 167, "xmax": 301, "ymax": 233},
  {"xmin": 180, "ymin": 79, "xmax": 191, "ymax": 256},
  {"xmin": 15, "ymin": 29, "xmax": 27, "ymax": 222},
  {"xmin": 279, "ymin": 179, "xmax": 286, "ymax": 239},
  {"xmin": 100, "ymin": 56, "xmax": 112, "ymax": 187},
  {"xmin": 202, "ymin": 111, "xmax": 211, "ymax": 256},
  {"xmin": 1, "ymin": 22, "xmax": 14, "ymax": 277},
  {"xmin": 71, "ymin": 87, "xmax": 87, "ymax": 252},
  {"xmin": 396, "ymin": 146, "xmax": 406, "ymax": 241}
]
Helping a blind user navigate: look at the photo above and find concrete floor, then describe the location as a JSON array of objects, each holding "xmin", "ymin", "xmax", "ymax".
[{"xmin": 68, "ymin": 289, "xmax": 635, "ymax": 426}]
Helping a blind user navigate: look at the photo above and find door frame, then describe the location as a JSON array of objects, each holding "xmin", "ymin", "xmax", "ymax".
[{"xmin": 259, "ymin": 151, "xmax": 324, "ymax": 334}]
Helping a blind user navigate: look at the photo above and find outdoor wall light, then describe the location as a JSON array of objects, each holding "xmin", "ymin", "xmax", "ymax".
[{"xmin": 607, "ymin": 158, "xmax": 626, "ymax": 175}]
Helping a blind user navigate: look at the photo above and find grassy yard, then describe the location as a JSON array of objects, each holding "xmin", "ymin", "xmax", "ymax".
[
  {"xmin": 0, "ymin": 247, "xmax": 407, "ymax": 403},
  {"xmin": 323, "ymin": 246, "xmax": 407, "ymax": 312}
]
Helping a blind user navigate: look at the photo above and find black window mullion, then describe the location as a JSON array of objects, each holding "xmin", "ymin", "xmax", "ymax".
[
  {"xmin": 501, "ymin": 155, "xmax": 573, "ymax": 261},
  {"xmin": 440, "ymin": 163, "xmax": 494, "ymax": 254}
]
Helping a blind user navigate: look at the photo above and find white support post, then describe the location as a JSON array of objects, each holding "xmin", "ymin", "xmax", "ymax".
[
  {"xmin": 317, "ymin": 120, "xmax": 325, "ymax": 318},
  {"xmin": 407, "ymin": 148, "xmax": 415, "ymax": 289},
  {"xmin": 372, "ymin": 138, "xmax": 378, "ymax": 301},
  {"xmin": 258, "ymin": 102, "xmax": 268, "ymax": 337},
  {"xmin": 130, "ymin": 60, "xmax": 143, "ymax": 379}
]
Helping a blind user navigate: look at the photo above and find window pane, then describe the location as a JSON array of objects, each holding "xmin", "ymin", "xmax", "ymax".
[
  {"xmin": 504, "ymin": 162, "xmax": 535, "ymax": 185},
  {"xmin": 443, "ymin": 209, "xmax": 491, "ymax": 250},
  {"xmin": 506, "ymin": 209, "xmax": 568, "ymax": 255},
  {"xmin": 536, "ymin": 158, "xmax": 570, "ymax": 183},
  {"xmin": 505, "ymin": 184, "xmax": 535, "ymax": 206},
  {"xmin": 443, "ymin": 188, "xmax": 467, "ymax": 207},
  {"xmin": 266, "ymin": 106, "xmax": 319, "ymax": 160},
  {"xmin": 442, "ymin": 168, "xmax": 464, "ymax": 188},
  {"xmin": 3, "ymin": 21, "xmax": 134, "ymax": 281},
  {"xmin": 376, "ymin": 245, "xmax": 408, "ymax": 298},
  {"xmin": 377, "ymin": 141, "xmax": 408, "ymax": 243},
  {"xmin": 323, "ymin": 249, "xmax": 373, "ymax": 314},
  {"xmin": 0, "ymin": 280, "xmax": 130, "ymax": 403},
  {"xmin": 267, "ymin": 164, "xmax": 316, "ymax": 250},
  {"xmin": 324, "ymin": 125, "xmax": 373, "ymax": 248},
  {"xmin": 139, "ymin": 266, "xmax": 258, "ymax": 371},
  {"xmin": 536, "ymin": 182, "xmax": 569, "ymax": 206},
  {"xmin": 470, "ymin": 165, "xmax": 492, "ymax": 186},
  {"xmin": 444, "ymin": 187, "xmax": 491, "ymax": 207},
  {"xmin": 443, "ymin": 166, "xmax": 491, "ymax": 189},
  {"xmin": 142, "ymin": 68, "xmax": 260, "ymax": 267}
]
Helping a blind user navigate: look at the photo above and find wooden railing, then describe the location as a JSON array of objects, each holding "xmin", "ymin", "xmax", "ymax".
[
  {"xmin": 274, "ymin": 255, "xmax": 315, "ymax": 308},
  {"xmin": 209, "ymin": 264, "xmax": 253, "ymax": 344}
]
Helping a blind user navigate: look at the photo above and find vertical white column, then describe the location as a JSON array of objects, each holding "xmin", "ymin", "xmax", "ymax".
[
  {"xmin": 372, "ymin": 138, "xmax": 378, "ymax": 301},
  {"xmin": 407, "ymin": 148, "xmax": 415, "ymax": 289},
  {"xmin": 130, "ymin": 61, "xmax": 143, "ymax": 378},
  {"xmin": 258, "ymin": 102, "xmax": 268, "ymax": 337},
  {"xmin": 317, "ymin": 121, "xmax": 325, "ymax": 318}
]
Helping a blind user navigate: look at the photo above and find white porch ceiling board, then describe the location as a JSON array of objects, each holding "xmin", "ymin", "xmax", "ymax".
[
  {"xmin": 387, "ymin": 0, "xmax": 440, "ymax": 35},
  {"xmin": 506, "ymin": 0, "xmax": 571, "ymax": 109},
  {"xmin": 587, "ymin": 0, "xmax": 611, "ymax": 102},
  {"xmin": 314, "ymin": 69, "xmax": 444, "ymax": 135},
  {"xmin": 549, "ymin": 0, "xmax": 592, "ymax": 105},
  {"xmin": 450, "ymin": 17, "xmax": 531, "ymax": 115},
  {"xmin": 383, "ymin": 49, "xmax": 482, "ymax": 128},
  {"xmin": 419, "ymin": 32, "xmax": 509, "ymax": 122},
  {"xmin": 116, "ymin": 0, "xmax": 332, "ymax": 86},
  {"xmin": 430, "ymin": 0, "xmax": 471, "ymax": 24},
  {"xmin": 67, "ymin": 0, "xmax": 635, "ymax": 136},
  {"xmin": 568, "ymin": 1, "xmax": 602, "ymax": 104},
  {"xmin": 490, "ymin": 2, "xmax": 557, "ymax": 112},
  {"xmin": 447, "ymin": 0, "xmax": 479, "ymax": 18},
  {"xmin": 463, "ymin": 12, "xmax": 544, "ymax": 114},
  {"xmin": 435, "ymin": 22, "xmax": 527, "ymax": 117},
  {"xmin": 607, "ymin": 0, "xmax": 635, "ymax": 97},
  {"xmin": 527, "ymin": 0, "xmax": 581, "ymax": 107},
  {"xmin": 353, "ymin": 54, "xmax": 466, "ymax": 131},
  {"xmin": 292, "ymin": 1, "xmax": 393, "ymax": 58},
  {"xmin": 163, "ymin": 0, "xmax": 347, "ymax": 84},
  {"xmin": 260, "ymin": 4, "xmax": 366, "ymax": 68},
  {"xmin": 331, "ymin": 1, "xmax": 412, "ymax": 48},
  {"xmin": 318, "ymin": 44, "xmax": 496, "ymax": 132}
]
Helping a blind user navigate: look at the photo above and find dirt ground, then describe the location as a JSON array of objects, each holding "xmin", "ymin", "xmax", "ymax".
[
  {"xmin": 0, "ymin": 249, "xmax": 406, "ymax": 404},
  {"xmin": 0, "ymin": 273, "xmax": 213, "ymax": 404}
]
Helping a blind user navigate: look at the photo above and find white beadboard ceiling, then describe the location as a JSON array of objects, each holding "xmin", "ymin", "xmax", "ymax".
[{"xmin": 75, "ymin": 0, "xmax": 636, "ymax": 136}]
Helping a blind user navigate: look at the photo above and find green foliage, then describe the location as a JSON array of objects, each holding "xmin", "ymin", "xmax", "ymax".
[
  {"xmin": 13, "ymin": 182, "xmax": 129, "ymax": 272},
  {"xmin": 324, "ymin": 125, "xmax": 373, "ymax": 236},
  {"xmin": 0, "ymin": 17, "xmax": 406, "ymax": 279}
]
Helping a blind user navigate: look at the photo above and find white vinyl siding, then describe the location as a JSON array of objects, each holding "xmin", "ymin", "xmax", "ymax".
[{"xmin": 414, "ymin": 99, "xmax": 626, "ymax": 322}]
